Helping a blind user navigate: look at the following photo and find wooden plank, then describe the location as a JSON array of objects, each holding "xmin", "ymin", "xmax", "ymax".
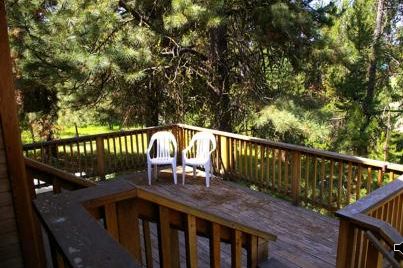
[
  {"xmin": 231, "ymin": 229, "xmax": 242, "ymax": 268},
  {"xmin": 117, "ymin": 199, "xmax": 142, "ymax": 264},
  {"xmin": 329, "ymin": 160, "xmax": 334, "ymax": 207},
  {"xmin": 185, "ymin": 214, "xmax": 198, "ymax": 268},
  {"xmin": 96, "ymin": 137, "xmax": 105, "ymax": 178},
  {"xmin": 210, "ymin": 223, "xmax": 221, "ymax": 268},
  {"xmin": 157, "ymin": 206, "xmax": 171, "ymax": 267}
]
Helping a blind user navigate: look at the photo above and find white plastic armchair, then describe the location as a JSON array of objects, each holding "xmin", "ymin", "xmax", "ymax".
[
  {"xmin": 182, "ymin": 131, "xmax": 216, "ymax": 187},
  {"xmin": 146, "ymin": 131, "xmax": 177, "ymax": 185}
]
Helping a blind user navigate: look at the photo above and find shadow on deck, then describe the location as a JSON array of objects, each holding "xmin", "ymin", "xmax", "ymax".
[{"xmin": 119, "ymin": 167, "xmax": 339, "ymax": 268}]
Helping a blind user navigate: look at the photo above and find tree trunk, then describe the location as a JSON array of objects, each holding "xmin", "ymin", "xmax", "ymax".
[
  {"xmin": 144, "ymin": 79, "xmax": 160, "ymax": 127},
  {"xmin": 359, "ymin": 0, "xmax": 385, "ymax": 156},
  {"xmin": 209, "ymin": 18, "xmax": 232, "ymax": 132}
]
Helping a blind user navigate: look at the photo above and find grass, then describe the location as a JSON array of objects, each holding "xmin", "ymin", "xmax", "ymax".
[{"xmin": 21, "ymin": 125, "xmax": 137, "ymax": 144}]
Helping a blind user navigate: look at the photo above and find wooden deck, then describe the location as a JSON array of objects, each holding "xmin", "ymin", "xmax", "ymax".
[{"xmin": 120, "ymin": 167, "xmax": 339, "ymax": 268}]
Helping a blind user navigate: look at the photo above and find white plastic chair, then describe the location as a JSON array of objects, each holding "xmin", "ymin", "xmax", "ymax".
[
  {"xmin": 182, "ymin": 131, "xmax": 216, "ymax": 187},
  {"xmin": 146, "ymin": 131, "xmax": 177, "ymax": 185}
]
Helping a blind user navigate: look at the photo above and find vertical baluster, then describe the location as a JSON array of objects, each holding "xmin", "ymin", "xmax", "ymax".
[
  {"xmin": 247, "ymin": 235, "xmax": 258, "ymax": 268},
  {"xmin": 112, "ymin": 136, "xmax": 117, "ymax": 171},
  {"xmin": 284, "ymin": 151, "xmax": 289, "ymax": 195},
  {"xmin": 260, "ymin": 146, "xmax": 264, "ymax": 185},
  {"xmin": 312, "ymin": 157, "xmax": 318, "ymax": 203},
  {"xmin": 124, "ymin": 135, "xmax": 129, "ymax": 169},
  {"xmin": 83, "ymin": 141, "xmax": 87, "ymax": 176},
  {"xmin": 272, "ymin": 149, "xmax": 277, "ymax": 191},
  {"xmin": 157, "ymin": 206, "xmax": 171, "ymax": 267},
  {"xmin": 62, "ymin": 144, "xmax": 67, "ymax": 170},
  {"xmin": 266, "ymin": 147, "xmax": 270, "ymax": 188},
  {"xmin": 248, "ymin": 142, "xmax": 254, "ymax": 181},
  {"xmin": 305, "ymin": 155, "xmax": 310, "ymax": 202},
  {"xmin": 89, "ymin": 140, "xmax": 94, "ymax": 176},
  {"xmin": 69, "ymin": 144, "xmax": 74, "ymax": 173},
  {"xmin": 106, "ymin": 137, "xmax": 111, "ymax": 173},
  {"xmin": 210, "ymin": 223, "xmax": 221, "ymax": 268},
  {"xmin": 231, "ymin": 230, "xmax": 242, "ymax": 268},
  {"xmin": 130, "ymin": 134, "xmax": 135, "ymax": 167},
  {"xmin": 320, "ymin": 159, "xmax": 325, "ymax": 204},
  {"xmin": 347, "ymin": 162, "xmax": 352, "ymax": 205},
  {"xmin": 337, "ymin": 162, "xmax": 343, "ymax": 209},
  {"xmin": 185, "ymin": 215, "xmax": 198, "ymax": 268},
  {"xmin": 329, "ymin": 160, "xmax": 334, "ymax": 208},
  {"xmin": 135, "ymin": 133, "xmax": 140, "ymax": 167},
  {"xmin": 118, "ymin": 135, "xmax": 123, "ymax": 169},
  {"xmin": 367, "ymin": 167, "xmax": 372, "ymax": 194},
  {"xmin": 357, "ymin": 165, "xmax": 362, "ymax": 200}
]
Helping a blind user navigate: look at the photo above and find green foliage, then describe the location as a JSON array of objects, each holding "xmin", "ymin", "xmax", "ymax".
[{"xmin": 7, "ymin": 0, "xmax": 403, "ymax": 164}]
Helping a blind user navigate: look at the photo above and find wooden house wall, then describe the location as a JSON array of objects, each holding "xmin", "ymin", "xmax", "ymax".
[{"xmin": 0, "ymin": 123, "xmax": 23, "ymax": 267}]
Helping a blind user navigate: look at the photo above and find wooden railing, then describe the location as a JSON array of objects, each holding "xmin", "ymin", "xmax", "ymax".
[
  {"xmin": 23, "ymin": 125, "xmax": 172, "ymax": 179},
  {"xmin": 24, "ymin": 123, "xmax": 403, "ymax": 212},
  {"xmin": 25, "ymin": 157, "xmax": 95, "ymax": 193},
  {"xmin": 175, "ymin": 124, "xmax": 403, "ymax": 212},
  {"xmin": 335, "ymin": 175, "xmax": 403, "ymax": 268},
  {"xmin": 34, "ymin": 179, "xmax": 275, "ymax": 268}
]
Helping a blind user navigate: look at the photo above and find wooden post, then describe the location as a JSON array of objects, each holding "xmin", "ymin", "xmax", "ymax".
[
  {"xmin": 0, "ymin": 3, "xmax": 45, "ymax": 267},
  {"xmin": 117, "ymin": 199, "xmax": 142, "ymax": 264},
  {"xmin": 336, "ymin": 219, "xmax": 355, "ymax": 268},
  {"xmin": 96, "ymin": 137, "xmax": 105, "ymax": 178},
  {"xmin": 291, "ymin": 152, "xmax": 301, "ymax": 205}
]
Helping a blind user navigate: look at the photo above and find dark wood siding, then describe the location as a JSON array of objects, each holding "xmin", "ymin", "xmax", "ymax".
[{"xmin": 0, "ymin": 123, "xmax": 23, "ymax": 267}]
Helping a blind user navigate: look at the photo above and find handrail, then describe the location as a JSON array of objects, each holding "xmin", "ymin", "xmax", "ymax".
[
  {"xmin": 177, "ymin": 123, "xmax": 403, "ymax": 173},
  {"xmin": 34, "ymin": 179, "xmax": 276, "ymax": 267},
  {"xmin": 335, "ymin": 175, "xmax": 403, "ymax": 267},
  {"xmin": 22, "ymin": 125, "xmax": 175, "ymax": 149},
  {"xmin": 25, "ymin": 157, "xmax": 96, "ymax": 188},
  {"xmin": 33, "ymin": 180, "xmax": 140, "ymax": 268}
]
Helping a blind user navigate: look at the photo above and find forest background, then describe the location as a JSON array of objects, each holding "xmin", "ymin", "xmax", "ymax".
[{"xmin": 5, "ymin": 0, "xmax": 403, "ymax": 163}]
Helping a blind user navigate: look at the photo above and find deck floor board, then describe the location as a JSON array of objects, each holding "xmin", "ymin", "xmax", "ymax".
[{"xmin": 121, "ymin": 168, "xmax": 339, "ymax": 268}]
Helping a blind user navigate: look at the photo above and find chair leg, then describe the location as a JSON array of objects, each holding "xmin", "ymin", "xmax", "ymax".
[
  {"xmin": 147, "ymin": 162, "xmax": 152, "ymax": 185},
  {"xmin": 205, "ymin": 164, "xmax": 210, "ymax": 187},
  {"xmin": 193, "ymin": 166, "xmax": 196, "ymax": 178},
  {"xmin": 172, "ymin": 161, "xmax": 177, "ymax": 184}
]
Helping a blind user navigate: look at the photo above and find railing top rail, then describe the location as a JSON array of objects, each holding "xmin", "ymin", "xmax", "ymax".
[
  {"xmin": 176, "ymin": 123, "xmax": 403, "ymax": 172},
  {"xmin": 34, "ymin": 181, "xmax": 140, "ymax": 268},
  {"xmin": 25, "ymin": 157, "xmax": 96, "ymax": 188},
  {"xmin": 22, "ymin": 124, "xmax": 175, "ymax": 149}
]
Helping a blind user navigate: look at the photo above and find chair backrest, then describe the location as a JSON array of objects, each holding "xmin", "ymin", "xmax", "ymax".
[
  {"xmin": 148, "ymin": 131, "xmax": 177, "ymax": 158},
  {"xmin": 189, "ymin": 131, "xmax": 216, "ymax": 160}
]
